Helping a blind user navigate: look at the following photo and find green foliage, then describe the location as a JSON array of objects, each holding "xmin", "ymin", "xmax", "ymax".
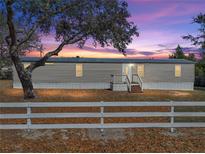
[
  {"xmin": 183, "ymin": 13, "xmax": 205, "ymax": 50},
  {"xmin": 169, "ymin": 45, "xmax": 186, "ymax": 59},
  {"xmin": 182, "ymin": 13, "xmax": 205, "ymax": 86},
  {"xmin": 186, "ymin": 53, "xmax": 196, "ymax": 61},
  {"xmin": 0, "ymin": 4, "xmax": 42, "ymax": 56},
  {"xmin": 5, "ymin": 0, "xmax": 138, "ymax": 54},
  {"xmin": 0, "ymin": 57, "xmax": 12, "ymax": 80},
  {"xmin": 0, "ymin": 10, "xmax": 8, "ymax": 57},
  {"xmin": 0, "ymin": 57, "xmax": 11, "ymax": 68},
  {"xmin": 169, "ymin": 44, "xmax": 204, "ymax": 81},
  {"xmin": 0, "ymin": 0, "xmax": 138, "ymax": 55},
  {"xmin": 197, "ymin": 51, "xmax": 205, "ymax": 76}
]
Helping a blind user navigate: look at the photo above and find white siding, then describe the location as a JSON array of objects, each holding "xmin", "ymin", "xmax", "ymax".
[{"xmin": 143, "ymin": 82, "xmax": 194, "ymax": 91}]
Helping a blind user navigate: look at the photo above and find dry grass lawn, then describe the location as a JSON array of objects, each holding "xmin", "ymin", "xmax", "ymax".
[
  {"xmin": 0, "ymin": 88, "xmax": 205, "ymax": 102},
  {"xmin": 0, "ymin": 80, "xmax": 12, "ymax": 89},
  {"xmin": 0, "ymin": 80, "xmax": 204, "ymax": 102},
  {"xmin": 0, "ymin": 81, "xmax": 205, "ymax": 152},
  {"xmin": 1, "ymin": 128, "xmax": 205, "ymax": 153}
]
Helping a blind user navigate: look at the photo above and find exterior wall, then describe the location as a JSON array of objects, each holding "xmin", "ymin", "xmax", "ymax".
[
  {"xmin": 131, "ymin": 63, "xmax": 195, "ymax": 90},
  {"xmin": 13, "ymin": 62, "xmax": 195, "ymax": 91},
  {"xmin": 143, "ymin": 82, "xmax": 194, "ymax": 91},
  {"xmin": 140, "ymin": 64, "xmax": 194, "ymax": 83},
  {"xmin": 13, "ymin": 63, "xmax": 122, "ymax": 89}
]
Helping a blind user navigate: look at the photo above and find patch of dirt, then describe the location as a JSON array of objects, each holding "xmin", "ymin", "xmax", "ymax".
[
  {"xmin": 0, "ymin": 80, "xmax": 12, "ymax": 89},
  {"xmin": 0, "ymin": 89, "xmax": 205, "ymax": 152},
  {"xmin": 1, "ymin": 128, "xmax": 205, "ymax": 152},
  {"xmin": 17, "ymin": 129, "xmax": 56, "ymax": 140},
  {"xmin": 0, "ymin": 89, "xmax": 205, "ymax": 102},
  {"xmin": 87, "ymin": 128, "xmax": 134, "ymax": 141},
  {"xmin": 161, "ymin": 130, "xmax": 184, "ymax": 137},
  {"xmin": 60, "ymin": 129, "xmax": 70, "ymax": 140},
  {"xmin": 172, "ymin": 91, "xmax": 191, "ymax": 97}
]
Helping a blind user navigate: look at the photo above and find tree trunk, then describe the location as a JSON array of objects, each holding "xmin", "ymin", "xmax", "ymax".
[
  {"xmin": 21, "ymin": 78, "xmax": 35, "ymax": 99},
  {"xmin": 6, "ymin": 0, "xmax": 35, "ymax": 99},
  {"xmin": 10, "ymin": 52, "xmax": 35, "ymax": 99}
]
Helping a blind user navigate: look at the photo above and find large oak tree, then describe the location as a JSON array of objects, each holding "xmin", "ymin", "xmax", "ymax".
[{"xmin": 1, "ymin": 0, "xmax": 138, "ymax": 99}]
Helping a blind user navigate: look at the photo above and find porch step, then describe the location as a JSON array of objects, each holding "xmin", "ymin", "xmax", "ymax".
[{"xmin": 131, "ymin": 84, "xmax": 142, "ymax": 93}]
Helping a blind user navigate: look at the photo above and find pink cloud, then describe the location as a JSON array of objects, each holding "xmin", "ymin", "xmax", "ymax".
[
  {"xmin": 129, "ymin": 2, "xmax": 205, "ymax": 24},
  {"xmin": 128, "ymin": 0, "xmax": 163, "ymax": 4},
  {"xmin": 26, "ymin": 0, "xmax": 204, "ymax": 60},
  {"xmin": 130, "ymin": 5, "xmax": 177, "ymax": 22}
]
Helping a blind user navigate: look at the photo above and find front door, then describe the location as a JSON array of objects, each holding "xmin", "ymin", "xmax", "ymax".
[{"xmin": 122, "ymin": 64, "xmax": 132, "ymax": 82}]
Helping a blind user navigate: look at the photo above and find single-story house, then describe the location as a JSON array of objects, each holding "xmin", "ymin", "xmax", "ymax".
[{"xmin": 13, "ymin": 57, "xmax": 195, "ymax": 92}]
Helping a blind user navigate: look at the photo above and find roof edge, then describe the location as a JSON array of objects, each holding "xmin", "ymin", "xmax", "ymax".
[{"xmin": 20, "ymin": 57, "xmax": 196, "ymax": 64}]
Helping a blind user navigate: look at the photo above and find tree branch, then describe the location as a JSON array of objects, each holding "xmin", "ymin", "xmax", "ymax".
[
  {"xmin": 26, "ymin": 33, "xmax": 86, "ymax": 73},
  {"xmin": 26, "ymin": 41, "xmax": 67, "ymax": 72},
  {"xmin": 16, "ymin": 26, "xmax": 37, "ymax": 49}
]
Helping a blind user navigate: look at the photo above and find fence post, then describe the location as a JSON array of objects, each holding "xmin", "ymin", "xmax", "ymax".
[
  {"xmin": 27, "ymin": 103, "xmax": 31, "ymax": 132},
  {"xmin": 170, "ymin": 104, "xmax": 175, "ymax": 133},
  {"xmin": 100, "ymin": 101, "xmax": 104, "ymax": 133}
]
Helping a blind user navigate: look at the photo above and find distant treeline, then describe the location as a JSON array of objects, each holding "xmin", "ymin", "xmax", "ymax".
[{"xmin": 170, "ymin": 45, "xmax": 205, "ymax": 87}]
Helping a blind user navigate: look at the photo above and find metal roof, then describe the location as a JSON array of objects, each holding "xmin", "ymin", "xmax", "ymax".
[{"xmin": 21, "ymin": 57, "xmax": 195, "ymax": 64}]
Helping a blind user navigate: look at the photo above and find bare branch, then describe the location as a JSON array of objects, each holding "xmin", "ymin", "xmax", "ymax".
[
  {"xmin": 26, "ymin": 41, "xmax": 67, "ymax": 72},
  {"xmin": 16, "ymin": 26, "xmax": 37, "ymax": 49},
  {"xmin": 26, "ymin": 33, "xmax": 86, "ymax": 72}
]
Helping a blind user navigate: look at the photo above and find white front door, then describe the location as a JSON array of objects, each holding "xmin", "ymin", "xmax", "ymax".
[{"xmin": 122, "ymin": 64, "xmax": 132, "ymax": 82}]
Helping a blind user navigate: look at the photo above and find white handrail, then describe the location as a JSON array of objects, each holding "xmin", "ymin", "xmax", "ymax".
[
  {"xmin": 132, "ymin": 74, "xmax": 143, "ymax": 91},
  {"xmin": 125, "ymin": 75, "xmax": 131, "ymax": 92}
]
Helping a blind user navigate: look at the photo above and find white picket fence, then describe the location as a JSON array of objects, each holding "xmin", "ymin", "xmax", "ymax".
[{"xmin": 0, "ymin": 101, "xmax": 205, "ymax": 132}]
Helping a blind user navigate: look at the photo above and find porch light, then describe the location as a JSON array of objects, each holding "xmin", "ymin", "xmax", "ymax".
[{"xmin": 129, "ymin": 64, "xmax": 134, "ymax": 67}]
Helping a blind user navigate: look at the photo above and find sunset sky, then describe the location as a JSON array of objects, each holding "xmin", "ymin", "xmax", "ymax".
[{"xmin": 28, "ymin": 0, "xmax": 205, "ymax": 59}]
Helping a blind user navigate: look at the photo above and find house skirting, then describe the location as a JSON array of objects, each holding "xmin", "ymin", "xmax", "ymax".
[
  {"xmin": 13, "ymin": 82, "xmax": 111, "ymax": 89},
  {"xmin": 111, "ymin": 83, "xmax": 127, "ymax": 91},
  {"xmin": 13, "ymin": 82, "xmax": 194, "ymax": 91}
]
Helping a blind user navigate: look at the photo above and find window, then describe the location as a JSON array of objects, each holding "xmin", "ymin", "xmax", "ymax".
[
  {"xmin": 175, "ymin": 64, "xmax": 181, "ymax": 77},
  {"xmin": 45, "ymin": 63, "xmax": 54, "ymax": 65},
  {"xmin": 76, "ymin": 64, "xmax": 83, "ymax": 77},
  {"xmin": 137, "ymin": 64, "xmax": 144, "ymax": 77}
]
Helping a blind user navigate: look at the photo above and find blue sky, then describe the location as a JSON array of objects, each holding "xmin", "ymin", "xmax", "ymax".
[{"xmin": 28, "ymin": 0, "xmax": 205, "ymax": 59}]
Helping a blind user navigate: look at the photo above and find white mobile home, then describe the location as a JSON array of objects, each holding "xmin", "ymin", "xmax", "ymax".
[{"xmin": 13, "ymin": 57, "xmax": 195, "ymax": 92}]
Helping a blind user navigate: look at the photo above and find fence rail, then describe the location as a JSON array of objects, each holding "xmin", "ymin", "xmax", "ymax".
[{"xmin": 0, "ymin": 101, "xmax": 205, "ymax": 132}]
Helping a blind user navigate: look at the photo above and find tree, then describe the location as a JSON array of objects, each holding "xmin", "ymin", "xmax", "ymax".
[
  {"xmin": 186, "ymin": 53, "xmax": 196, "ymax": 61},
  {"xmin": 1, "ymin": 0, "xmax": 138, "ymax": 99},
  {"xmin": 0, "ymin": 8, "xmax": 43, "ymax": 58},
  {"xmin": 183, "ymin": 13, "xmax": 205, "ymax": 62},
  {"xmin": 183, "ymin": 13, "xmax": 205, "ymax": 87},
  {"xmin": 183, "ymin": 13, "xmax": 205, "ymax": 51},
  {"xmin": 169, "ymin": 45, "xmax": 186, "ymax": 59},
  {"xmin": 0, "ymin": 10, "xmax": 8, "ymax": 58}
]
